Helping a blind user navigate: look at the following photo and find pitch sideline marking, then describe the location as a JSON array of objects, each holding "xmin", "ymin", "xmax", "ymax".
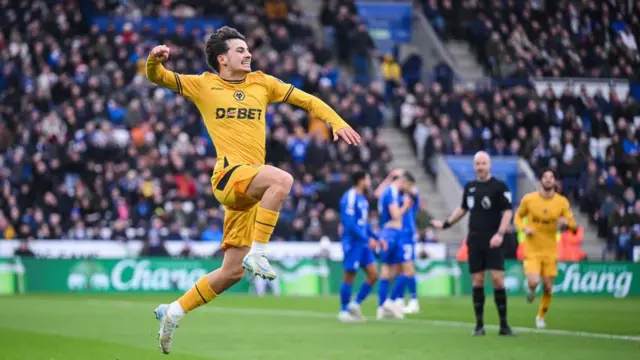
[{"xmin": 85, "ymin": 299, "xmax": 640, "ymax": 342}]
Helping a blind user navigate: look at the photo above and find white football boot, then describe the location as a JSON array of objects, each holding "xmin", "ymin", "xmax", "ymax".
[
  {"xmin": 154, "ymin": 304, "xmax": 180, "ymax": 354},
  {"xmin": 404, "ymin": 299, "xmax": 420, "ymax": 314},
  {"xmin": 347, "ymin": 302, "xmax": 366, "ymax": 322},
  {"xmin": 242, "ymin": 253, "xmax": 277, "ymax": 280}
]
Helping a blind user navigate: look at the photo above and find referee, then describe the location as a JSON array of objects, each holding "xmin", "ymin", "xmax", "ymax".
[{"xmin": 432, "ymin": 151, "xmax": 515, "ymax": 336}]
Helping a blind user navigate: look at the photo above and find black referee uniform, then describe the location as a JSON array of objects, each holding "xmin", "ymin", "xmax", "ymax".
[
  {"xmin": 461, "ymin": 177, "xmax": 512, "ymax": 273},
  {"xmin": 460, "ymin": 176, "xmax": 514, "ymax": 335}
]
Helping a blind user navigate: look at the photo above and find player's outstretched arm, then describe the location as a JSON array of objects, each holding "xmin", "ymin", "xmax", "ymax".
[
  {"xmin": 146, "ymin": 45, "xmax": 202, "ymax": 99},
  {"xmin": 266, "ymin": 75, "xmax": 361, "ymax": 145},
  {"xmin": 433, "ymin": 184, "xmax": 472, "ymax": 230}
]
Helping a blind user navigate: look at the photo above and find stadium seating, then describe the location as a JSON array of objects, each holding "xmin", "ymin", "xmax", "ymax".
[
  {"xmin": 394, "ymin": 0, "xmax": 640, "ymax": 259},
  {"xmin": 399, "ymin": 76, "xmax": 640, "ymax": 259},
  {"xmin": 430, "ymin": 0, "xmax": 640, "ymax": 79},
  {"xmin": 0, "ymin": 0, "xmax": 392, "ymax": 243}
]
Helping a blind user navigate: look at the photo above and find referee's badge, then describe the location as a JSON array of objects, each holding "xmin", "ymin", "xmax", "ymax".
[
  {"xmin": 481, "ymin": 196, "xmax": 492, "ymax": 209},
  {"xmin": 467, "ymin": 196, "xmax": 475, "ymax": 209}
]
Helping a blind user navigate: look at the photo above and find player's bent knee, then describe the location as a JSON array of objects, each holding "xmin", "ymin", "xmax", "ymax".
[
  {"xmin": 278, "ymin": 171, "xmax": 294, "ymax": 190},
  {"xmin": 266, "ymin": 168, "xmax": 293, "ymax": 200}
]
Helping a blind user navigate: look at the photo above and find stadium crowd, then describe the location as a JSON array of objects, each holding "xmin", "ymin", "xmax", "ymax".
[
  {"xmin": 0, "ymin": 0, "xmax": 396, "ymax": 245},
  {"xmin": 396, "ymin": 0, "xmax": 640, "ymax": 259},
  {"xmin": 424, "ymin": 0, "xmax": 640, "ymax": 79}
]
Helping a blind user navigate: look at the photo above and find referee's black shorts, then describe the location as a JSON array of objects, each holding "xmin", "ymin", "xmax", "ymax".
[{"xmin": 467, "ymin": 233, "xmax": 504, "ymax": 274}]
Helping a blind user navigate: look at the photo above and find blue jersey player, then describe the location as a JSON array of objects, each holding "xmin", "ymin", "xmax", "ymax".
[
  {"xmin": 389, "ymin": 185, "xmax": 420, "ymax": 314},
  {"xmin": 376, "ymin": 171, "xmax": 415, "ymax": 320},
  {"xmin": 338, "ymin": 171, "xmax": 386, "ymax": 322}
]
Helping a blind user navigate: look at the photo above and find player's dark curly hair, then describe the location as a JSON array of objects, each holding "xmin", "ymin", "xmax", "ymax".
[
  {"xmin": 205, "ymin": 26, "xmax": 246, "ymax": 72},
  {"xmin": 539, "ymin": 167, "xmax": 558, "ymax": 180},
  {"xmin": 351, "ymin": 171, "xmax": 368, "ymax": 186}
]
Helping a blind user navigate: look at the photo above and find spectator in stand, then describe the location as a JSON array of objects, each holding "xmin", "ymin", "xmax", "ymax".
[
  {"xmin": 382, "ymin": 53, "xmax": 403, "ymax": 102},
  {"xmin": 390, "ymin": 48, "xmax": 639, "ymax": 259},
  {"xmin": 13, "ymin": 240, "xmax": 35, "ymax": 257},
  {"xmin": 434, "ymin": 0, "xmax": 640, "ymax": 79},
  {"xmin": 0, "ymin": 0, "xmax": 393, "ymax": 246}
]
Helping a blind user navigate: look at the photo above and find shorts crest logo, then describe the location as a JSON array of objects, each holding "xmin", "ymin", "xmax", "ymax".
[{"xmin": 233, "ymin": 90, "xmax": 245, "ymax": 101}]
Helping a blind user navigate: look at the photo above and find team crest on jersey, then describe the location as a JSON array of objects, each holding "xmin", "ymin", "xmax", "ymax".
[{"xmin": 233, "ymin": 90, "xmax": 245, "ymax": 101}]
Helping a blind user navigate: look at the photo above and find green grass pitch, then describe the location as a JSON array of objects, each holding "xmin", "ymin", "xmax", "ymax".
[{"xmin": 0, "ymin": 294, "xmax": 638, "ymax": 359}]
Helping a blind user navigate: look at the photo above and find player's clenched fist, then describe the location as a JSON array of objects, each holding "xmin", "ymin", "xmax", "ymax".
[{"xmin": 151, "ymin": 45, "xmax": 170, "ymax": 62}]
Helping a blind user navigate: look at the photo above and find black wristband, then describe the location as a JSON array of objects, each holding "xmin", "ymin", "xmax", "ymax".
[{"xmin": 442, "ymin": 220, "xmax": 451, "ymax": 229}]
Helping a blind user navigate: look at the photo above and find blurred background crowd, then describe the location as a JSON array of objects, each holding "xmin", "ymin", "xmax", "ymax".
[
  {"xmin": 407, "ymin": 0, "xmax": 640, "ymax": 260},
  {"xmin": 1, "ymin": 0, "xmax": 639, "ymax": 260},
  {"xmin": 0, "ymin": 0, "xmax": 393, "ymax": 246},
  {"xmin": 424, "ymin": 0, "xmax": 640, "ymax": 79}
]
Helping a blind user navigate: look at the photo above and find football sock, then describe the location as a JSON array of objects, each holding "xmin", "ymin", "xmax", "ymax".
[
  {"xmin": 407, "ymin": 275, "xmax": 417, "ymax": 299},
  {"xmin": 538, "ymin": 290, "xmax": 552, "ymax": 318},
  {"xmin": 355, "ymin": 282, "xmax": 373, "ymax": 304},
  {"xmin": 378, "ymin": 279, "xmax": 390, "ymax": 306},
  {"xmin": 340, "ymin": 283, "xmax": 353, "ymax": 311},
  {"xmin": 494, "ymin": 287, "xmax": 508, "ymax": 328},
  {"xmin": 251, "ymin": 207, "xmax": 279, "ymax": 253},
  {"xmin": 177, "ymin": 276, "xmax": 218, "ymax": 315},
  {"xmin": 472, "ymin": 286, "xmax": 485, "ymax": 328},
  {"xmin": 390, "ymin": 274, "xmax": 407, "ymax": 300}
]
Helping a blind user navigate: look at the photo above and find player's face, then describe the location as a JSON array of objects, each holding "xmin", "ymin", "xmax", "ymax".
[
  {"xmin": 540, "ymin": 172, "xmax": 556, "ymax": 191},
  {"xmin": 224, "ymin": 39, "xmax": 252, "ymax": 73},
  {"xmin": 474, "ymin": 156, "xmax": 490, "ymax": 179}
]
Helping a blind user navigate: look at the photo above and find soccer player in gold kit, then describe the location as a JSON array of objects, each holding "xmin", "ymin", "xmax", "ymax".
[
  {"xmin": 146, "ymin": 26, "xmax": 361, "ymax": 354},
  {"xmin": 514, "ymin": 168, "xmax": 577, "ymax": 329}
]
